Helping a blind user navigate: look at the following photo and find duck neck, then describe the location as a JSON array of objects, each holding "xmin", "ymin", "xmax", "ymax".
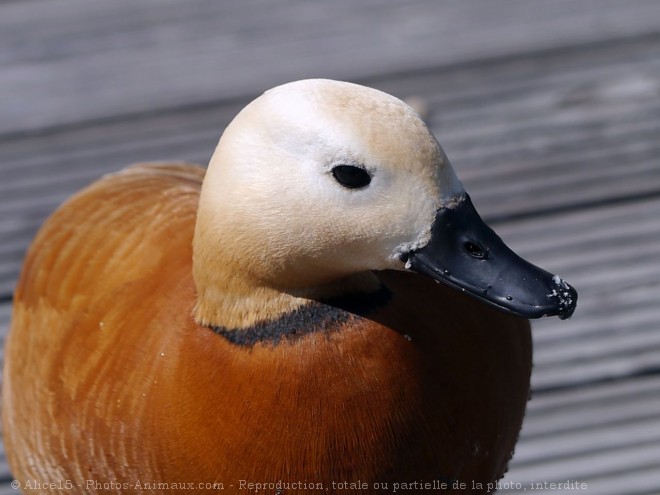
[
  {"xmin": 192, "ymin": 255, "xmax": 382, "ymax": 330},
  {"xmin": 192, "ymin": 275, "xmax": 289, "ymax": 330},
  {"xmin": 191, "ymin": 186, "xmax": 386, "ymax": 329}
]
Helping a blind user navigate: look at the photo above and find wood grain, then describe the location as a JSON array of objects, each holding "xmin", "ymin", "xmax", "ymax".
[
  {"xmin": 3, "ymin": 0, "xmax": 660, "ymax": 135},
  {"xmin": 1, "ymin": 0, "xmax": 659, "ymax": 492}
]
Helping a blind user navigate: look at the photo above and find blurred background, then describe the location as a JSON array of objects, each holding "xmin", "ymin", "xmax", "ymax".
[{"xmin": 1, "ymin": 1, "xmax": 660, "ymax": 493}]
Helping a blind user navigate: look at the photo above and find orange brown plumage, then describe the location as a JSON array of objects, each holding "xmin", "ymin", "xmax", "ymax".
[{"xmin": 3, "ymin": 80, "xmax": 576, "ymax": 494}]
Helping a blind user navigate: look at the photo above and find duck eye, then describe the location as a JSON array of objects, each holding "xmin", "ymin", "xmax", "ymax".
[{"xmin": 331, "ymin": 165, "xmax": 371, "ymax": 189}]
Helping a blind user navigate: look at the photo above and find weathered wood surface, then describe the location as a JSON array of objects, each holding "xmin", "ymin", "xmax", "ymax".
[
  {"xmin": 1, "ymin": 1, "xmax": 660, "ymax": 493},
  {"xmin": 509, "ymin": 375, "xmax": 660, "ymax": 494},
  {"xmin": 4, "ymin": 0, "xmax": 660, "ymax": 136}
]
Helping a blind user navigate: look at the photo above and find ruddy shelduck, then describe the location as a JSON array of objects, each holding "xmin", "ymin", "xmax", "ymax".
[{"xmin": 3, "ymin": 79, "xmax": 576, "ymax": 494}]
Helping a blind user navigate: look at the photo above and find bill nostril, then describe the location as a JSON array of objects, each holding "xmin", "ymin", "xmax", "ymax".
[{"xmin": 464, "ymin": 241, "xmax": 487, "ymax": 259}]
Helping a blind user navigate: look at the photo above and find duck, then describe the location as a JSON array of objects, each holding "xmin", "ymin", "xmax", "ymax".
[{"xmin": 3, "ymin": 79, "xmax": 576, "ymax": 494}]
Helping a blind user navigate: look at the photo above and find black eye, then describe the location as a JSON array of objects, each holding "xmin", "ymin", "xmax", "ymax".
[{"xmin": 331, "ymin": 165, "xmax": 371, "ymax": 189}]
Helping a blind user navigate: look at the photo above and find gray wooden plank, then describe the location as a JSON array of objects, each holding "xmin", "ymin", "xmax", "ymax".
[
  {"xmin": 518, "ymin": 416, "xmax": 660, "ymax": 463},
  {"xmin": 0, "ymin": 451, "xmax": 10, "ymax": 490},
  {"xmin": 527, "ymin": 373, "xmax": 660, "ymax": 413},
  {"xmin": 523, "ymin": 388, "xmax": 660, "ymax": 439},
  {"xmin": 0, "ymin": 302, "xmax": 10, "ymax": 327},
  {"xmin": 492, "ymin": 197, "xmax": 660, "ymax": 390},
  {"xmin": 580, "ymin": 467, "xmax": 660, "ymax": 495},
  {"xmin": 3, "ymin": 0, "xmax": 660, "ymax": 135},
  {"xmin": 3, "ymin": 31, "xmax": 659, "ymax": 202},
  {"xmin": 509, "ymin": 441, "xmax": 660, "ymax": 493},
  {"xmin": 504, "ymin": 375, "xmax": 660, "ymax": 494},
  {"xmin": 0, "ymin": 302, "xmax": 11, "ymax": 366},
  {"xmin": 0, "ymin": 305, "xmax": 12, "ymax": 488}
]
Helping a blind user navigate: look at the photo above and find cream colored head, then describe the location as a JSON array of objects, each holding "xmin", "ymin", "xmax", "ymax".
[{"xmin": 193, "ymin": 79, "xmax": 464, "ymax": 324}]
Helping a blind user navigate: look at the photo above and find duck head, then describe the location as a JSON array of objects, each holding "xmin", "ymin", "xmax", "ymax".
[{"xmin": 193, "ymin": 79, "xmax": 576, "ymax": 327}]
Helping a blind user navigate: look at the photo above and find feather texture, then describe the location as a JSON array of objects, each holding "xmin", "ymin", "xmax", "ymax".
[{"xmin": 4, "ymin": 163, "xmax": 531, "ymax": 493}]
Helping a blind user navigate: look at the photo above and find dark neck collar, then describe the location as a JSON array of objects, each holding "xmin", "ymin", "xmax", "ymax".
[{"xmin": 209, "ymin": 284, "xmax": 392, "ymax": 347}]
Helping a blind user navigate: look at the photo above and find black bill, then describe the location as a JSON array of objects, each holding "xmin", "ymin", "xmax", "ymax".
[{"xmin": 403, "ymin": 194, "xmax": 577, "ymax": 319}]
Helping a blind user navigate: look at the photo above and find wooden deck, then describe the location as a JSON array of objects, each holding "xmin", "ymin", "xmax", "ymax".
[{"xmin": 1, "ymin": 1, "xmax": 660, "ymax": 493}]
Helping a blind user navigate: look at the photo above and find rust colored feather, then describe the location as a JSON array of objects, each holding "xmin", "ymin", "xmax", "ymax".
[{"xmin": 4, "ymin": 162, "xmax": 531, "ymax": 494}]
